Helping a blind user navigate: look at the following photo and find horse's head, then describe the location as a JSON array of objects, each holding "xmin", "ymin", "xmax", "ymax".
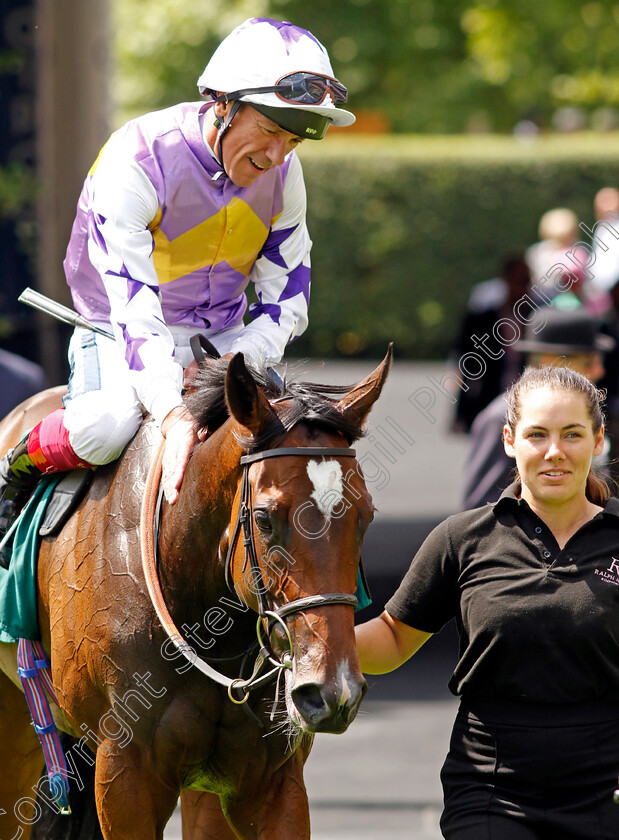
[{"xmin": 220, "ymin": 348, "xmax": 392, "ymax": 734}]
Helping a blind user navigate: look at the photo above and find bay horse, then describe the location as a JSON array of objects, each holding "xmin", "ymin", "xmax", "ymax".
[{"xmin": 0, "ymin": 348, "xmax": 391, "ymax": 840}]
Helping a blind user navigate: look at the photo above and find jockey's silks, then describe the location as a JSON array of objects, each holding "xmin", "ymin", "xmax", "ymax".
[{"xmin": 62, "ymin": 101, "xmax": 311, "ymax": 424}]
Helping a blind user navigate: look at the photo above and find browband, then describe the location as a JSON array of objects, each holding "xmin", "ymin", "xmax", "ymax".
[{"xmin": 240, "ymin": 447, "xmax": 356, "ymax": 466}]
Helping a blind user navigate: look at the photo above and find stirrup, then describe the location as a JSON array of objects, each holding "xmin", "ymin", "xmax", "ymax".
[{"xmin": 0, "ymin": 467, "xmax": 40, "ymax": 568}]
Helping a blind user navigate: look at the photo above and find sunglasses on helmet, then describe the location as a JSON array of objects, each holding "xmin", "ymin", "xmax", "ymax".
[
  {"xmin": 274, "ymin": 72, "xmax": 348, "ymax": 105},
  {"xmin": 213, "ymin": 71, "xmax": 348, "ymax": 106}
]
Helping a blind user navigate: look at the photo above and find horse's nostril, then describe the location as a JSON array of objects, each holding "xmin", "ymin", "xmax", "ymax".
[
  {"xmin": 291, "ymin": 683, "xmax": 327, "ymax": 719},
  {"xmin": 291, "ymin": 679, "xmax": 366, "ymax": 731}
]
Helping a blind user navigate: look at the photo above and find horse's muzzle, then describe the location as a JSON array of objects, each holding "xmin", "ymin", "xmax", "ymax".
[{"xmin": 290, "ymin": 676, "xmax": 367, "ymax": 733}]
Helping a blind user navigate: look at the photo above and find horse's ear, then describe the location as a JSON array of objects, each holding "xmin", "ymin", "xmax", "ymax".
[
  {"xmin": 335, "ymin": 343, "xmax": 393, "ymax": 427},
  {"xmin": 225, "ymin": 353, "xmax": 278, "ymax": 436}
]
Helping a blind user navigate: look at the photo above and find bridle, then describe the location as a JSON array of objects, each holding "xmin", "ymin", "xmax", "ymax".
[
  {"xmin": 224, "ymin": 446, "xmax": 359, "ymax": 700},
  {"xmin": 140, "ymin": 440, "xmax": 359, "ymax": 705}
]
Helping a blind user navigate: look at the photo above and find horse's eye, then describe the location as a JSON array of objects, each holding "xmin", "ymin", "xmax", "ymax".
[{"xmin": 254, "ymin": 509, "xmax": 272, "ymax": 532}]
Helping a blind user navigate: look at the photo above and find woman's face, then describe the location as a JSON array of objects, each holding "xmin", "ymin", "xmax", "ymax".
[{"xmin": 503, "ymin": 386, "xmax": 604, "ymax": 507}]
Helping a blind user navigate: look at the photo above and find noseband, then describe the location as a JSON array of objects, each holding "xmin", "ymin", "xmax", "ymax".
[{"xmin": 140, "ymin": 442, "xmax": 359, "ymax": 704}]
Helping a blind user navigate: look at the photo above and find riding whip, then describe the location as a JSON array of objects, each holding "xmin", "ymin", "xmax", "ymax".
[{"xmin": 18, "ymin": 287, "xmax": 114, "ymax": 340}]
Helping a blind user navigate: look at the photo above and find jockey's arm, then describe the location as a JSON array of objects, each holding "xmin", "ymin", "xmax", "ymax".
[
  {"xmin": 226, "ymin": 152, "xmax": 311, "ymax": 364},
  {"xmin": 85, "ymin": 152, "xmax": 188, "ymax": 428},
  {"xmin": 86, "ymin": 144, "xmax": 311, "ymax": 504},
  {"xmin": 355, "ymin": 611, "xmax": 432, "ymax": 675}
]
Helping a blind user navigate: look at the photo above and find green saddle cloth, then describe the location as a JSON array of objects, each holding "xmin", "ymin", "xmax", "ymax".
[{"xmin": 0, "ymin": 475, "xmax": 63, "ymax": 644}]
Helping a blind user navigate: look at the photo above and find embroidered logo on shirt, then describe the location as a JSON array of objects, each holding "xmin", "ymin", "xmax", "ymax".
[{"xmin": 594, "ymin": 557, "xmax": 619, "ymax": 585}]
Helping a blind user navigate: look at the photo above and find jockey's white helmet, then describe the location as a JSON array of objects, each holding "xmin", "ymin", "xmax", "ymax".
[{"xmin": 197, "ymin": 18, "xmax": 355, "ymax": 140}]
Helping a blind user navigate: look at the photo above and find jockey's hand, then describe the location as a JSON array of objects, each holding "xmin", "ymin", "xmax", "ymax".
[{"xmin": 160, "ymin": 405, "xmax": 207, "ymax": 505}]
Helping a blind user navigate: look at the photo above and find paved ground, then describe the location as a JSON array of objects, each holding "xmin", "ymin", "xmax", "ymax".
[
  {"xmin": 304, "ymin": 697, "xmax": 459, "ymax": 840},
  {"xmin": 165, "ymin": 360, "xmax": 470, "ymax": 839}
]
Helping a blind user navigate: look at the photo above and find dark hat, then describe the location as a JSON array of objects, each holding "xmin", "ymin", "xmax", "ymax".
[{"xmin": 515, "ymin": 307, "xmax": 615, "ymax": 354}]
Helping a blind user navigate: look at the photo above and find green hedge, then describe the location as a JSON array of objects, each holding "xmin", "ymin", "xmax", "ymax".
[{"xmin": 286, "ymin": 133, "xmax": 619, "ymax": 360}]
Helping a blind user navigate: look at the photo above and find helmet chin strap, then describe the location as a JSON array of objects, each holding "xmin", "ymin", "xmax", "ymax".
[{"xmin": 213, "ymin": 100, "xmax": 242, "ymax": 176}]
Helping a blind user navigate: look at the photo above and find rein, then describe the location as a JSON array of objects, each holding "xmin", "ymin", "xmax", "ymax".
[{"xmin": 140, "ymin": 440, "xmax": 358, "ymax": 704}]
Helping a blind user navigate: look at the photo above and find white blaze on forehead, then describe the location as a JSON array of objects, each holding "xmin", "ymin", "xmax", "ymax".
[{"xmin": 307, "ymin": 459, "xmax": 344, "ymax": 521}]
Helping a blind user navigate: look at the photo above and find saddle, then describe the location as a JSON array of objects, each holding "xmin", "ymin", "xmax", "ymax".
[{"xmin": 38, "ymin": 468, "xmax": 94, "ymax": 537}]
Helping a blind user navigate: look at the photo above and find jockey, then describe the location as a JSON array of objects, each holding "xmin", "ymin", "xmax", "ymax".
[{"xmin": 0, "ymin": 18, "xmax": 355, "ymax": 557}]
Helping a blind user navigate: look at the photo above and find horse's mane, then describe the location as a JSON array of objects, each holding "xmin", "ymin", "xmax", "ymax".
[{"xmin": 184, "ymin": 358, "xmax": 366, "ymax": 452}]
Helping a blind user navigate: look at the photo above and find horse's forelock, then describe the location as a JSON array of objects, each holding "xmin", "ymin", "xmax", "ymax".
[{"xmin": 184, "ymin": 360, "xmax": 365, "ymax": 450}]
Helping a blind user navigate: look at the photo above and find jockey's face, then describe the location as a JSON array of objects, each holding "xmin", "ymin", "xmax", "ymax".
[{"xmin": 210, "ymin": 102, "xmax": 304, "ymax": 187}]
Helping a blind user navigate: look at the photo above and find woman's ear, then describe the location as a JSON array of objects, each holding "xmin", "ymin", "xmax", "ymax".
[
  {"xmin": 503, "ymin": 424, "xmax": 516, "ymax": 458},
  {"xmin": 593, "ymin": 425, "xmax": 605, "ymax": 457}
]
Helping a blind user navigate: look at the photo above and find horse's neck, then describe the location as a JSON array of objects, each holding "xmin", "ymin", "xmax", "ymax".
[{"xmin": 158, "ymin": 420, "xmax": 243, "ymax": 611}]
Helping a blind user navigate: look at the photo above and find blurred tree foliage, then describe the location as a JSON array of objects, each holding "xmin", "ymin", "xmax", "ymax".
[
  {"xmin": 0, "ymin": 162, "xmax": 38, "ymax": 221},
  {"xmin": 113, "ymin": 0, "xmax": 269, "ymax": 125},
  {"xmin": 113, "ymin": 0, "xmax": 619, "ymax": 132}
]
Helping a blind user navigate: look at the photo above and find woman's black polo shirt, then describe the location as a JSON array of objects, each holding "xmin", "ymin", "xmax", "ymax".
[{"xmin": 386, "ymin": 484, "xmax": 619, "ymax": 703}]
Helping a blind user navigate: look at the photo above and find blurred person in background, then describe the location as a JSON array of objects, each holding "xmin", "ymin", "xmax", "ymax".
[
  {"xmin": 0, "ymin": 348, "xmax": 47, "ymax": 419},
  {"xmin": 598, "ymin": 277, "xmax": 619, "ymax": 486},
  {"xmin": 461, "ymin": 307, "xmax": 612, "ymax": 510},
  {"xmin": 587, "ymin": 187, "xmax": 619, "ymax": 303},
  {"xmin": 450, "ymin": 254, "xmax": 531, "ymax": 433},
  {"xmin": 526, "ymin": 205, "xmax": 604, "ymax": 315},
  {"xmin": 525, "ymin": 207, "xmax": 581, "ymax": 283}
]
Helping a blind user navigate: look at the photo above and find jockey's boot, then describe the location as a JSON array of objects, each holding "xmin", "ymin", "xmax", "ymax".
[{"xmin": 0, "ymin": 437, "xmax": 41, "ymax": 568}]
